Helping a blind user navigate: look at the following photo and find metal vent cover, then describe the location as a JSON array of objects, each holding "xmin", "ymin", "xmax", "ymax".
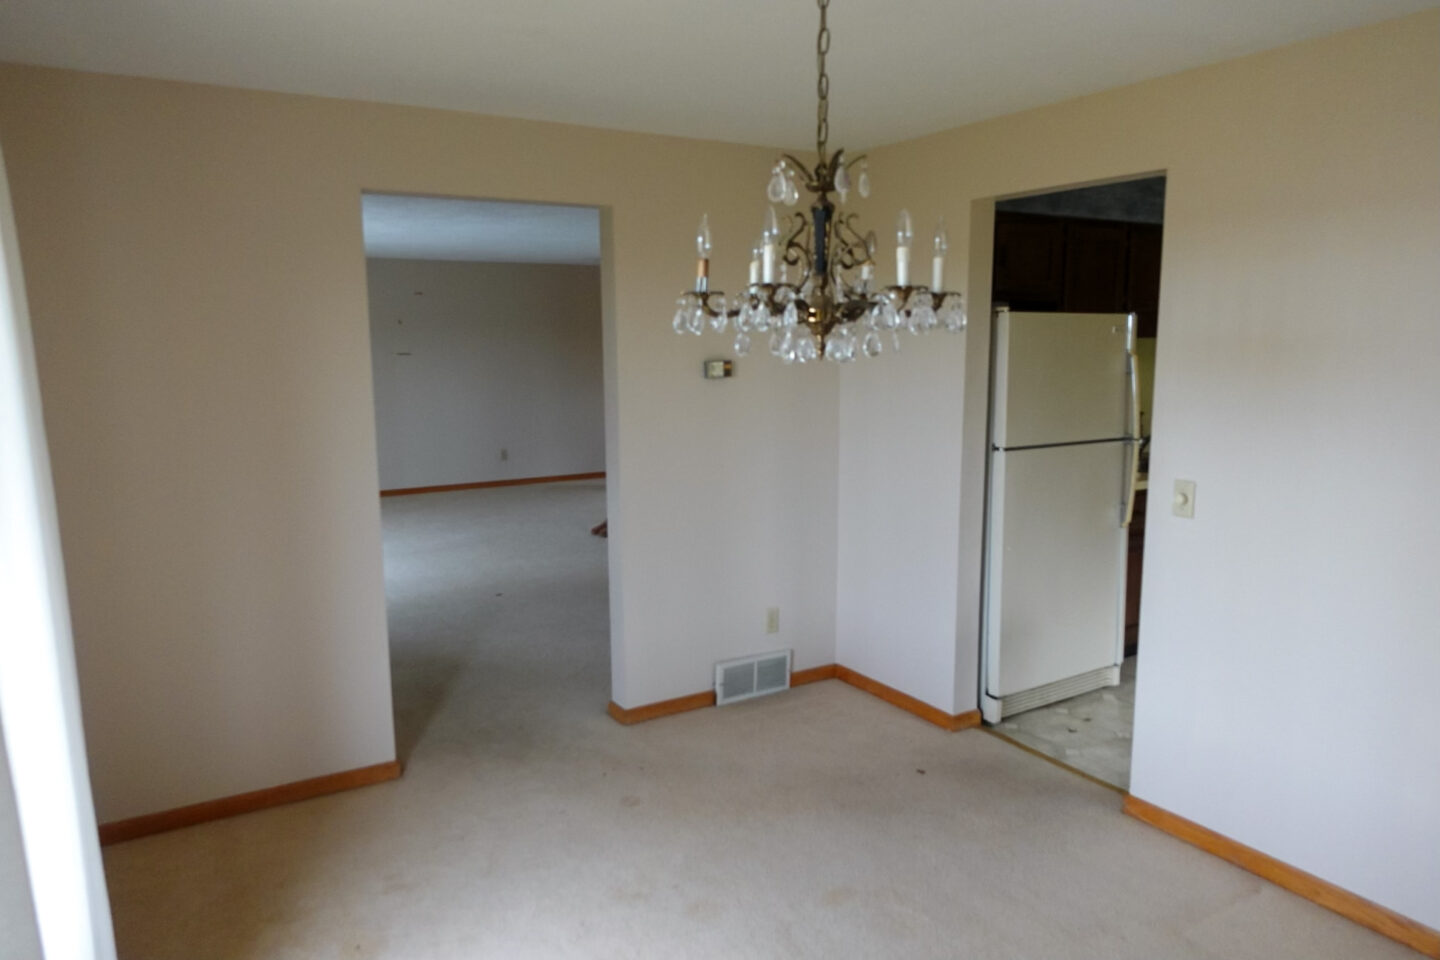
[{"xmin": 715, "ymin": 650, "xmax": 792, "ymax": 706}]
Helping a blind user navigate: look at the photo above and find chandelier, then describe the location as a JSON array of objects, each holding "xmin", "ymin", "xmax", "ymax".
[{"xmin": 673, "ymin": 0, "xmax": 965, "ymax": 364}]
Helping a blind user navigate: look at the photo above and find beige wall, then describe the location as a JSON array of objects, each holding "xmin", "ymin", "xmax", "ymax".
[
  {"xmin": 0, "ymin": 66, "xmax": 841, "ymax": 823},
  {"xmin": 0, "ymin": 728, "xmax": 42, "ymax": 960},
  {"xmin": 366, "ymin": 259, "xmax": 604, "ymax": 490},
  {"xmin": 839, "ymin": 9, "xmax": 1439, "ymax": 928},
  {"xmin": 0, "ymin": 135, "xmax": 114, "ymax": 958}
]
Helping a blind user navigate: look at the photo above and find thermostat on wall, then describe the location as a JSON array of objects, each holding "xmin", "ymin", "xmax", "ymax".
[{"xmin": 703, "ymin": 359, "xmax": 734, "ymax": 380}]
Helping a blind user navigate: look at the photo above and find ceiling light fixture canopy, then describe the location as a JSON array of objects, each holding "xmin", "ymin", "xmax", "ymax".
[{"xmin": 674, "ymin": 0, "xmax": 965, "ymax": 363}]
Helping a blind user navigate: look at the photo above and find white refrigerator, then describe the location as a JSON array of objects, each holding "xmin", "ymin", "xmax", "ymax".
[{"xmin": 981, "ymin": 309, "xmax": 1140, "ymax": 724}]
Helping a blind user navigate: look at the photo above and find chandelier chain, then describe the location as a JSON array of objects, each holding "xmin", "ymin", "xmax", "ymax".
[{"xmin": 816, "ymin": 0, "xmax": 830, "ymax": 161}]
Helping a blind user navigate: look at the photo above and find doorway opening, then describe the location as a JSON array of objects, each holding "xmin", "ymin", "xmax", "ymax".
[
  {"xmin": 980, "ymin": 175, "xmax": 1165, "ymax": 790},
  {"xmin": 359, "ymin": 193, "xmax": 611, "ymax": 763}
]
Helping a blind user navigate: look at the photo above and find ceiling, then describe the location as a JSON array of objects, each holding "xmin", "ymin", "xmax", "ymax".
[
  {"xmin": 0, "ymin": 1, "xmax": 1434, "ymax": 148},
  {"xmin": 361, "ymin": 196, "xmax": 601, "ymax": 264}
]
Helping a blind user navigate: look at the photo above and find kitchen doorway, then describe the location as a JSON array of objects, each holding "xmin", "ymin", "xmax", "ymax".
[{"xmin": 980, "ymin": 175, "xmax": 1164, "ymax": 790}]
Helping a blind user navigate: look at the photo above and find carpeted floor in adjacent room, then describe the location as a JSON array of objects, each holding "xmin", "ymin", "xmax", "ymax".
[{"xmin": 100, "ymin": 480, "xmax": 1412, "ymax": 959}]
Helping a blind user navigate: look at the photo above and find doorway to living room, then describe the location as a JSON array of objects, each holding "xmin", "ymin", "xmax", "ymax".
[{"xmin": 359, "ymin": 193, "xmax": 611, "ymax": 763}]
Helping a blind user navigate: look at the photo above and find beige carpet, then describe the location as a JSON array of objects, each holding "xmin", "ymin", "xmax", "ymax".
[{"xmin": 100, "ymin": 481, "xmax": 1411, "ymax": 959}]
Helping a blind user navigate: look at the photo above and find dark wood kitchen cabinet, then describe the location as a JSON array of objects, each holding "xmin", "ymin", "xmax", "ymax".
[
  {"xmin": 993, "ymin": 216, "xmax": 1066, "ymax": 310},
  {"xmin": 1063, "ymin": 221, "xmax": 1129, "ymax": 313},
  {"xmin": 994, "ymin": 212, "xmax": 1162, "ymax": 337},
  {"xmin": 1125, "ymin": 223, "xmax": 1163, "ymax": 338}
]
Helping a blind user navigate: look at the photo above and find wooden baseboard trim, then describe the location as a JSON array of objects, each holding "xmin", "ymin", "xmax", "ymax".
[
  {"xmin": 835, "ymin": 666, "xmax": 981, "ymax": 732},
  {"xmin": 1123, "ymin": 795, "xmax": 1440, "ymax": 958},
  {"xmin": 790, "ymin": 664, "xmax": 839, "ymax": 686},
  {"xmin": 380, "ymin": 472, "xmax": 605, "ymax": 498},
  {"xmin": 98, "ymin": 760, "xmax": 403, "ymax": 846},
  {"xmin": 607, "ymin": 664, "xmax": 840, "ymax": 725},
  {"xmin": 607, "ymin": 664, "xmax": 981, "ymax": 732},
  {"xmin": 607, "ymin": 691, "xmax": 714, "ymax": 725}
]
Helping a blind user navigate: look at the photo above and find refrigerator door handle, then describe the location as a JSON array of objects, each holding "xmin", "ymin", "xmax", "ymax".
[
  {"xmin": 1122, "ymin": 436, "xmax": 1140, "ymax": 528},
  {"xmin": 1121, "ymin": 317, "xmax": 1141, "ymax": 528},
  {"xmin": 1126, "ymin": 313, "xmax": 1140, "ymax": 439}
]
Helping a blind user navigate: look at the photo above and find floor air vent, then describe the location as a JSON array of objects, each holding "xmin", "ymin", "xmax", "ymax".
[{"xmin": 715, "ymin": 650, "xmax": 792, "ymax": 706}]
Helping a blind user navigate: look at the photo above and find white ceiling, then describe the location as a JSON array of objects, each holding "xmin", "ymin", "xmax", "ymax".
[
  {"xmin": 1, "ymin": 1, "xmax": 1434, "ymax": 148},
  {"xmin": 361, "ymin": 196, "xmax": 601, "ymax": 264}
]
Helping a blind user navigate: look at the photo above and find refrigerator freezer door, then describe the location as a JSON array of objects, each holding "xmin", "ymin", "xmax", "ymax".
[
  {"xmin": 993, "ymin": 311, "xmax": 1132, "ymax": 448},
  {"xmin": 985, "ymin": 441, "xmax": 1128, "ymax": 701}
]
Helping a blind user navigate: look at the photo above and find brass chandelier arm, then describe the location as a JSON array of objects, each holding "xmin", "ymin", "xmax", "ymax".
[
  {"xmin": 781, "ymin": 154, "xmax": 815, "ymax": 180},
  {"xmin": 690, "ymin": 286, "xmax": 806, "ymax": 321},
  {"xmin": 776, "ymin": 148, "xmax": 863, "ymax": 198},
  {"xmin": 780, "ymin": 153, "xmax": 834, "ymax": 198},
  {"xmin": 832, "ymin": 214, "xmax": 874, "ymax": 271},
  {"xmin": 780, "ymin": 213, "xmax": 813, "ymax": 285}
]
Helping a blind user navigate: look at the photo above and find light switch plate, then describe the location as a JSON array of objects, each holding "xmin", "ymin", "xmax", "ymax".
[{"xmin": 1173, "ymin": 479, "xmax": 1196, "ymax": 519}]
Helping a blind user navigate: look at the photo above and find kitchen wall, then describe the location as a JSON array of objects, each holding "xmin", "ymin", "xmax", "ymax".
[
  {"xmin": 0, "ymin": 66, "xmax": 839, "ymax": 823},
  {"xmin": 367, "ymin": 259, "xmax": 604, "ymax": 491},
  {"xmin": 841, "ymin": 8, "xmax": 1439, "ymax": 928}
]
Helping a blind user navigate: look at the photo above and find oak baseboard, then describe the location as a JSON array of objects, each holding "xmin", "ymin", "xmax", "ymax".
[
  {"xmin": 607, "ymin": 690, "xmax": 715, "ymax": 725},
  {"xmin": 835, "ymin": 666, "xmax": 981, "ymax": 731},
  {"xmin": 606, "ymin": 665, "xmax": 842, "ymax": 724},
  {"xmin": 380, "ymin": 472, "xmax": 605, "ymax": 498},
  {"xmin": 1123, "ymin": 795, "xmax": 1439, "ymax": 958},
  {"xmin": 607, "ymin": 663, "xmax": 979, "ymax": 733},
  {"xmin": 791, "ymin": 664, "xmax": 839, "ymax": 686},
  {"xmin": 98, "ymin": 760, "xmax": 403, "ymax": 846}
]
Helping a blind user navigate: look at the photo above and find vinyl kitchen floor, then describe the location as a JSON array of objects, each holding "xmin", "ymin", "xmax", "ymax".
[{"xmin": 992, "ymin": 656, "xmax": 1138, "ymax": 790}]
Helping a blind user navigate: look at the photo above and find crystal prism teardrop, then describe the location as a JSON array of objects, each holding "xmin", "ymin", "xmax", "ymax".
[{"xmin": 767, "ymin": 166, "xmax": 787, "ymax": 204}]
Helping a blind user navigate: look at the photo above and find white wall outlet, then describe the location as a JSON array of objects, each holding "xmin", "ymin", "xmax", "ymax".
[
  {"xmin": 765, "ymin": 607, "xmax": 780, "ymax": 634},
  {"xmin": 1173, "ymin": 478, "xmax": 1196, "ymax": 518}
]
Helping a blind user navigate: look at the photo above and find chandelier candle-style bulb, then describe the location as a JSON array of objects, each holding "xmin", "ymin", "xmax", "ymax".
[
  {"xmin": 761, "ymin": 206, "xmax": 780, "ymax": 283},
  {"xmin": 932, "ymin": 220, "xmax": 948, "ymax": 291},
  {"xmin": 695, "ymin": 215, "xmax": 712, "ymax": 292},
  {"xmin": 749, "ymin": 242, "xmax": 762, "ymax": 285},
  {"xmin": 896, "ymin": 209, "xmax": 914, "ymax": 286}
]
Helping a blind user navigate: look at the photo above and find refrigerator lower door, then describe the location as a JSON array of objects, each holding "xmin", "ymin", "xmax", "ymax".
[{"xmin": 983, "ymin": 441, "xmax": 1127, "ymax": 722}]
